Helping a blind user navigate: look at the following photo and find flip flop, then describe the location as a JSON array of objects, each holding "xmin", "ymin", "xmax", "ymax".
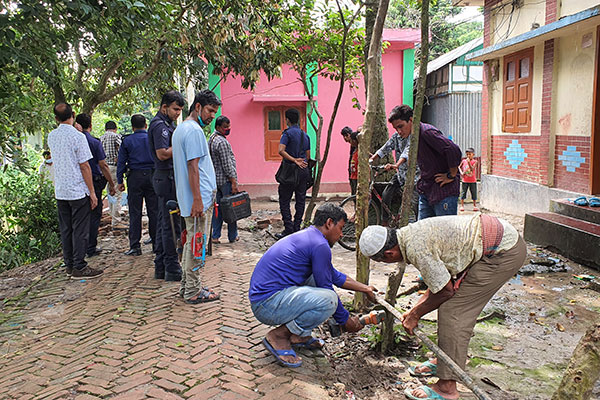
[
  {"xmin": 262, "ymin": 337, "xmax": 302, "ymax": 368},
  {"xmin": 573, "ymin": 196, "xmax": 589, "ymax": 206},
  {"xmin": 404, "ymin": 386, "xmax": 450, "ymax": 400},
  {"xmin": 185, "ymin": 288, "xmax": 220, "ymax": 304},
  {"xmin": 292, "ymin": 337, "xmax": 325, "ymax": 350},
  {"xmin": 589, "ymin": 197, "xmax": 600, "ymax": 207},
  {"xmin": 408, "ymin": 360, "xmax": 437, "ymax": 377}
]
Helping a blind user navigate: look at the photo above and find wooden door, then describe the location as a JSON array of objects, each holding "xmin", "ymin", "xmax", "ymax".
[{"xmin": 263, "ymin": 106, "xmax": 307, "ymax": 161}]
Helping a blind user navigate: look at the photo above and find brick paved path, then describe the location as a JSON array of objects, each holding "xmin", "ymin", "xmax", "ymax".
[{"xmin": 0, "ymin": 236, "xmax": 334, "ymax": 400}]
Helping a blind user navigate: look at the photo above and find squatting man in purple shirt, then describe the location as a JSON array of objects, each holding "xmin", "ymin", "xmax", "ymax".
[{"xmin": 249, "ymin": 203, "xmax": 377, "ymax": 368}]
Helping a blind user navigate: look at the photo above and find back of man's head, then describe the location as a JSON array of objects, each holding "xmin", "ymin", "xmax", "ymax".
[
  {"xmin": 285, "ymin": 108, "xmax": 300, "ymax": 125},
  {"xmin": 189, "ymin": 89, "xmax": 222, "ymax": 114},
  {"xmin": 75, "ymin": 113, "xmax": 92, "ymax": 130},
  {"xmin": 341, "ymin": 126, "xmax": 352, "ymax": 137},
  {"xmin": 105, "ymin": 121, "xmax": 117, "ymax": 131},
  {"xmin": 215, "ymin": 115, "xmax": 230, "ymax": 128},
  {"xmin": 161, "ymin": 90, "xmax": 185, "ymax": 107},
  {"xmin": 54, "ymin": 102, "xmax": 73, "ymax": 123},
  {"xmin": 388, "ymin": 105, "xmax": 413, "ymax": 123},
  {"xmin": 313, "ymin": 203, "xmax": 347, "ymax": 227},
  {"xmin": 131, "ymin": 114, "xmax": 147, "ymax": 130}
]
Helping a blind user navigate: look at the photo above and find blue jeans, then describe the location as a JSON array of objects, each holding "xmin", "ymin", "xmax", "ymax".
[
  {"xmin": 250, "ymin": 276, "xmax": 338, "ymax": 337},
  {"xmin": 212, "ymin": 182, "xmax": 238, "ymax": 242},
  {"xmin": 418, "ymin": 194, "xmax": 458, "ymax": 220}
]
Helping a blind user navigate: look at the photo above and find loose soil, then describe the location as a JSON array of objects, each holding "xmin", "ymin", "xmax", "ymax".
[{"xmin": 1, "ymin": 199, "xmax": 599, "ymax": 399}]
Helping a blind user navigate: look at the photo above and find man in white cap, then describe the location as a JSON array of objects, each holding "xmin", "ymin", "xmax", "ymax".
[{"xmin": 359, "ymin": 213, "xmax": 525, "ymax": 400}]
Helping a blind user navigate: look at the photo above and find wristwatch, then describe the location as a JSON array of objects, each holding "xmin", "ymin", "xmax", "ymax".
[{"xmin": 447, "ymin": 172, "xmax": 455, "ymax": 179}]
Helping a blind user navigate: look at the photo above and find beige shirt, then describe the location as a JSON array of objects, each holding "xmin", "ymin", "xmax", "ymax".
[{"xmin": 397, "ymin": 213, "xmax": 518, "ymax": 294}]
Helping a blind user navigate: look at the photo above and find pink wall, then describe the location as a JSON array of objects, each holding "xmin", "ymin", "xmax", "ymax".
[{"xmin": 221, "ymin": 29, "xmax": 417, "ymax": 189}]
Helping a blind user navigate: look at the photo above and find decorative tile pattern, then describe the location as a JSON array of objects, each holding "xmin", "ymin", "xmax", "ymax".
[
  {"xmin": 503, "ymin": 139, "xmax": 528, "ymax": 169},
  {"xmin": 558, "ymin": 146, "xmax": 586, "ymax": 172}
]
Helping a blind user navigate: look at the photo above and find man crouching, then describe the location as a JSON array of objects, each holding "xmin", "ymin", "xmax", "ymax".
[{"xmin": 249, "ymin": 203, "xmax": 376, "ymax": 368}]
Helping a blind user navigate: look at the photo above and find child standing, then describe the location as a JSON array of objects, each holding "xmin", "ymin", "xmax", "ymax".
[{"xmin": 459, "ymin": 147, "xmax": 478, "ymax": 212}]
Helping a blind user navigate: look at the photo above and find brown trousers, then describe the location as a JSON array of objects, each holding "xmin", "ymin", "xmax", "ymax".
[{"xmin": 437, "ymin": 236, "xmax": 527, "ymax": 380}]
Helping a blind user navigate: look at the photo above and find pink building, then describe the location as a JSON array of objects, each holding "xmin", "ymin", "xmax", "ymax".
[{"xmin": 209, "ymin": 29, "xmax": 421, "ymax": 197}]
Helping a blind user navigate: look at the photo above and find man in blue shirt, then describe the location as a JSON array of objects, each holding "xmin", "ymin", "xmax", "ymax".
[
  {"xmin": 148, "ymin": 91, "xmax": 185, "ymax": 281},
  {"xmin": 75, "ymin": 113, "xmax": 116, "ymax": 258},
  {"xmin": 276, "ymin": 108, "xmax": 311, "ymax": 239},
  {"xmin": 249, "ymin": 203, "xmax": 376, "ymax": 368},
  {"xmin": 117, "ymin": 114, "xmax": 159, "ymax": 257},
  {"xmin": 172, "ymin": 89, "xmax": 220, "ymax": 304}
]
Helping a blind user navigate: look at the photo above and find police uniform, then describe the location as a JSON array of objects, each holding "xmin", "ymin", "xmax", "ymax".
[
  {"xmin": 83, "ymin": 130, "xmax": 108, "ymax": 257},
  {"xmin": 117, "ymin": 129, "xmax": 158, "ymax": 253},
  {"xmin": 148, "ymin": 112, "xmax": 182, "ymax": 280}
]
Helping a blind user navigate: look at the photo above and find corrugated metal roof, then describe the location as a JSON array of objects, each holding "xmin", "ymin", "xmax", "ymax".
[{"xmin": 415, "ymin": 37, "xmax": 483, "ymax": 78}]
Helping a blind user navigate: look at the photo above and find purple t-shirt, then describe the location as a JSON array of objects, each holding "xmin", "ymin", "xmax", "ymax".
[
  {"xmin": 83, "ymin": 131, "xmax": 106, "ymax": 177},
  {"xmin": 249, "ymin": 226, "xmax": 349, "ymax": 324},
  {"xmin": 417, "ymin": 123, "xmax": 462, "ymax": 205}
]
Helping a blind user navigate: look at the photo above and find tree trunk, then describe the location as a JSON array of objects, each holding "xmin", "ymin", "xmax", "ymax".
[
  {"xmin": 353, "ymin": 0, "xmax": 390, "ymax": 311},
  {"xmin": 380, "ymin": 263, "xmax": 406, "ymax": 354},
  {"xmin": 552, "ymin": 323, "xmax": 600, "ymax": 400},
  {"xmin": 379, "ymin": 0, "xmax": 430, "ymax": 353},
  {"xmin": 364, "ymin": 0, "xmax": 392, "ymax": 159}
]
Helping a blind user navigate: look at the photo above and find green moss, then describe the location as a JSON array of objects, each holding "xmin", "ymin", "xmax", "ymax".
[{"xmin": 521, "ymin": 362, "xmax": 566, "ymax": 381}]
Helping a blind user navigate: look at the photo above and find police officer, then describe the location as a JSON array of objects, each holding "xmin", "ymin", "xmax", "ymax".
[
  {"xmin": 148, "ymin": 91, "xmax": 185, "ymax": 281},
  {"xmin": 117, "ymin": 114, "xmax": 158, "ymax": 256},
  {"xmin": 75, "ymin": 113, "xmax": 116, "ymax": 258}
]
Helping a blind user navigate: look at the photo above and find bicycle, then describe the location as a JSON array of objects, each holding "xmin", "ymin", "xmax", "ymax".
[{"xmin": 338, "ymin": 165, "xmax": 418, "ymax": 251}]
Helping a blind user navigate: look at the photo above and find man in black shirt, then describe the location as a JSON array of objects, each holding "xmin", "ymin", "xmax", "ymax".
[{"xmin": 148, "ymin": 91, "xmax": 185, "ymax": 281}]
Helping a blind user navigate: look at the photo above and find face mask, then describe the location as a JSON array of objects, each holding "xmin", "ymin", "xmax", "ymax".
[
  {"xmin": 223, "ymin": 129, "xmax": 231, "ymax": 136},
  {"xmin": 45, "ymin": 159, "xmax": 52, "ymax": 164},
  {"xmin": 198, "ymin": 116, "xmax": 206, "ymax": 128}
]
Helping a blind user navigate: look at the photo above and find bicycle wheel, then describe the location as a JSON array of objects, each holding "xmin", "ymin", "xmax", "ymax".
[{"xmin": 338, "ymin": 195, "xmax": 380, "ymax": 251}]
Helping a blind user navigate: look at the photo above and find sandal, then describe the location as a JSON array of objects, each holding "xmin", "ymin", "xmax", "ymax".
[
  {"xmin": 185, "ymin": 288, "xmax": 220, "ymax": 304},
  {"xmin": 589, "ymin": 197, "xmax": 600, "ymax": 207},
  {"xmin": 292, "ymin": 337, "xmax": 325, "ymax": 350},
  {"xmin": 408, "ymin": 360, "xmax": 437, "ymax": 377},
  {"xmin": 573, "ymin": 196, "xmax": 589, "ymax": 206},
  {"xmin": 212, "ymin": 238, "xmax": 221, "ymax": 244},
  {"xmin": 262, "ymin": 337, "xmax": 302, "ymax": 368},
  {"xmin": 404, "ymin": 386, "xmax": 449, "ymax": 400}
]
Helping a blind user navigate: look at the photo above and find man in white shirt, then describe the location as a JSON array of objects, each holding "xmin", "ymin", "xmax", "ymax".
[
  {"xmin": 48, "ymin": 103, "xmax": 103, "ymax": 279},
  {"xmin": 360, "ymin": 214, "xmax": 526, "ymax": 400}
]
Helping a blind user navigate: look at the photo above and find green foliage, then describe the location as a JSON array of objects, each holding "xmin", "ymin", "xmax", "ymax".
[
  {"xmin": 0, "ymin": 0, "xmax": 289, "ymax": 159},
  {"xmin": 0, "ymin": 148, "xmax": 61, "ymax": 272},
  {"xmin": 386, "ymin": 0, "xmax": 482, "ymax": 61}
]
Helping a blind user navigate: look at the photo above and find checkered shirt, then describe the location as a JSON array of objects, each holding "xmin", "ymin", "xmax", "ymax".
[
  {"xmin": 208, "ymin": 132, "xmax": 237, "ymax": 187},
  {"xmin": 100, "ymin": 130, "xmax": 122, "ymax": 166}
]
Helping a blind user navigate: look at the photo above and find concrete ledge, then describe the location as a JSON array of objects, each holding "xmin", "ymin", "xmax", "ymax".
[
  {"xmin": 480, "ymin": 174, "xmax": 584, "ymax": 216},
  {"xmin": 550, "ymin": 199, "xmax": 600, "ymax": 225},
  {"xmin": 524, "ymin": 212, "xmax": 600, "ymax": 270}
]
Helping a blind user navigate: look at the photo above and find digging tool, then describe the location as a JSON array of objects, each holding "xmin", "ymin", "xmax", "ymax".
[
  {"xmin": 191, "ymin": 211, "xmax": 211, "ymax": 271},
  {"xmin": 374, "ymin": 294, "xmax": 492, "ymax": 400},
  {"xmin": 327, "ymin": 310, "xmax": 387, "ymax": 337}
]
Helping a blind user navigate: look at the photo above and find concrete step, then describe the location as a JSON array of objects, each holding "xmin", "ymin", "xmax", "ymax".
[
  {"xmin": 524, "ymin": 212, "xmax": 600, "ymax": 271},
  {"xmin": 550, "ymin": 198, "xmax": 600, "ymax": 225}
]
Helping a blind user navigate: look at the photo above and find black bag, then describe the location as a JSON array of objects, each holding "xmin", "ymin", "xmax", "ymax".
[
  {"xmin": 275, "ymin": 160, "xmax": 298, "ymax": 186},
  {"xmin": 219, "ymin": 191, "xmax": 252, "ymax": 224}
]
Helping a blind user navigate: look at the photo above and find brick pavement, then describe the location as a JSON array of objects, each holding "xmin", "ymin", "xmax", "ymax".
[{"xmin": 0, "ymin": 234, "xmax": 335, "ymax": 399}]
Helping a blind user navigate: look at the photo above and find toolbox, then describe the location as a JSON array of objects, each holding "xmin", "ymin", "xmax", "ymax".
[{"xmin": 219, "ymin": 191, "xmax": 252, "ymax": 224}]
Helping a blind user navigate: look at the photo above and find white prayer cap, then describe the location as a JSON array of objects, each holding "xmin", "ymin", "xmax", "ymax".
[{"xmin": 359, "ymin": 225, "xmax": 388, "ymax": 257}]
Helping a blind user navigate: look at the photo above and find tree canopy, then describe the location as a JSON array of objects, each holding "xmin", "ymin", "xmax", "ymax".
[
  {"xmin": 386, "ymin": 0, "xmax": 482, "ymax": 61},
  {"xmin": 0, "ymin": 0, "xmax": 287, "ymax": 159}
]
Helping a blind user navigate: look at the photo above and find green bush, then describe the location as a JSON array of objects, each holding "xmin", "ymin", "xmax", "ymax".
[{"xmin": 0, "ymin": 148, "xmax": 61, "ymax": 272}]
